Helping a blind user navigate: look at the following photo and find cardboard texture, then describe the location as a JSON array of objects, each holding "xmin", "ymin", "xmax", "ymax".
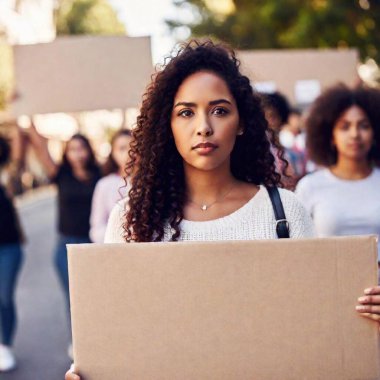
[
  {"xmin": 238, "ymin": 49, "xmax": 359, "ymax": 104},
  {"xmin": 11, "ymin": 36, "xmax": 153, "ymax": 116},
  {"xmin": 68, "ymin": 236, "xmax": 380, "ymax": 380}
]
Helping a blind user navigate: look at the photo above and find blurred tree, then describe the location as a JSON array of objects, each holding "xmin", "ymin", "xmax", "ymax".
[
  {"xmin": 56, "ymin": 0, "xmax": 125, "ymax": 35},
  {"xmin": 167, "ymin": 0, "xmax": 380, "ymax": 62}
]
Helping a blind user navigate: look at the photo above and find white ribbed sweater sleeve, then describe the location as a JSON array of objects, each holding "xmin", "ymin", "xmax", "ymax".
[
  {"xmin": 104, "ymin": 186, "xmax": 315, "ymax": 243},
  {"xmin": 104, "ymin": 200, "xmax": 126, "ymax": 243}
]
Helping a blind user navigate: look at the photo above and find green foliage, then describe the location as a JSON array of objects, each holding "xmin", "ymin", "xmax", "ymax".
[
  {"xmin": 0, "ymin": 44, "xmax": 13, "ymax": 111},
  {"xmin": 56, "ymin": 0, "xmax": 125, "ymax": 35},
  {"xmin": 168, "ymin": 0, "xmax": 380, "ymax": 62}
]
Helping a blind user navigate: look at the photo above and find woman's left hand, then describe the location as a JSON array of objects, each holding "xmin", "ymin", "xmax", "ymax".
[{"xmin": 356, "ymin": 286, "xmax": 380, "ymax": 327}]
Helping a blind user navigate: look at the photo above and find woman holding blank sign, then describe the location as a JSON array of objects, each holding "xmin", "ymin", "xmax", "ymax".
[{"xmin": 65, "ymin": 40, "xmax": 380, "ymax": 379}]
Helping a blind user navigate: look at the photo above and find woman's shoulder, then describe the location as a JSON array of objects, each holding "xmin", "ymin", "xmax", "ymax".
[
  {"xmin": 298, "ymin": 168, "xmax": 329, "ymax": 184},
  {"xmin": 276, "ymin": 188, "xmax": 315, "ymax": 238},
  {"xmin": 277, "ymin": 187, "xmax": 307, "ymax": 209},
  {"xmin": 104, "ymin": 198, "xmax": 128, "ymax": 243},
  {"xmin": 372, "ymin": 167, "xmax": 380, "ymax": 179},
  {"xmin": 96, "ymin": 173, "xmax": 122, "ymax": 187},
  {"xmin": 295, "ymin": 169, "xmax": 330, "ymax": 193}
]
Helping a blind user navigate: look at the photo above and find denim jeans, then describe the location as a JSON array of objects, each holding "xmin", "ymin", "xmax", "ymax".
[
  {"xmin": 0, "ymin": 243, "xmax": 23, "ymax": 346},
  {"xmin": 54, "ymin": 235, "xmax": 91, "ymax": 314}
]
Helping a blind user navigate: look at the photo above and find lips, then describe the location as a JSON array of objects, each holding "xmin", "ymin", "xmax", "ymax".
[
  {"xmin": 192, "ymin": 142, "xmax": 218, "ymax": 155},
  {"xmin": 192, "ymin": 142, "xmax": 218, "ymax": 149},
  {"xmin": 347, "ymin": 142, "xmax": 363, "ymax": 149}
]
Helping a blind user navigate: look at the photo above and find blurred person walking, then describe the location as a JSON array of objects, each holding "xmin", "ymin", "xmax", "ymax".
[
  {"xmin": 89, "ymin": 129, "xmax": 132, "ymax": 243},
  {"xmin": 27, "ymin": 124, "xmax": 101, "ymax": 356},
  {"xmin": 0, "ymin": 131, "xmax": 24, "ymax": 372},
  {"xmin": 296, "ymin": 84, "xmax": 380, "ymax": 276},
  {"xmin": 261, "ymin": 92, "xmax": 296, "ymax": 187},
  {"xmin": 261, "ymin": 91, "xmax": 290, "ymax": 136},
  {"xmin": 280, "ymin": 108, "xmax": 309, "ymax": 180}
]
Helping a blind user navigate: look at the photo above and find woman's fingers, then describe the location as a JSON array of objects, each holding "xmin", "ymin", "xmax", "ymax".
[
  {"xmin": 356, "ymin": 304, "xmax": 380, "ymax": 314},
  {"xmin": 357, "ymin": 295, "xmax": 380, "ymax": 305},
  {"xmin": 358, "ymin": 312, "xmax": 380, "ymax": 326},
  {"xmin": 65, "ymin": 367, "xmax": 81, "ymax": 380},
  {"xmin": 364, "ymin": 286, "xmax": 380, "ymax": 295}
]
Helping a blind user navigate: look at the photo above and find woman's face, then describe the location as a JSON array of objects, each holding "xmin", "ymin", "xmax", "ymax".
[
  {"xmin": 332, "ymin": 105, "xmax": 374, "ymax": 162},
  {"xmin": 66, "ymin": 138, "xmax": 90, "ymax": 169},
  {"xmin": 112, "ymin": 135, "xmax": 132, "ymax": 170},
  {"xmin": 170, "ymin": 71, "xmax": 241, "ymax": 172}
]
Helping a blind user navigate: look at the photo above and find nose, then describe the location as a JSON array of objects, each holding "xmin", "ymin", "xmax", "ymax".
[
  {"xmin": 196, "ymin": 115, "xmax": 213, "ymax": 137},
  {"xmin": 350, "ymin": 125, "xmax": 360, "ymax": 138}
]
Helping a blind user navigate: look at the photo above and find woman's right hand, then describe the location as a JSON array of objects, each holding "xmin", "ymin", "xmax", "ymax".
[{"xmin": 65, "ymin": 364, "xmax": 81, "ymax": 380}]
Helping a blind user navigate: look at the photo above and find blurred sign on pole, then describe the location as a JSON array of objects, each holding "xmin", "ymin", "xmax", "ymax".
[
  {"xmin": 239, "ymin": 49, "xmax": 359, "ymax": 105},
  {"xmin": 294, "ymin": 79, "xmax": 321, "ymax": 105},
  {"xmin": 253, "ymin": 81, "xmax": 277, "ymax": 94},
  {"xmin": 11, "ymin": 36, "xmax": 153, "ymax": 116}
]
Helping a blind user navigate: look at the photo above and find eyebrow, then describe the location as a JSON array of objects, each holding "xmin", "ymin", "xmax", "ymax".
[
  {"xmin": 338, "ymin": 117, "xmax": 370, "ymax": 124},
  {"xmin": 173, "ymin": 98, "xmax": 232, "ymax": 108}
]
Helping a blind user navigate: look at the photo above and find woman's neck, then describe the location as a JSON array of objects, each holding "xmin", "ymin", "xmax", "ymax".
[
  {"xmin": 184, "ymin": 165, "xmax": 238, "ymax": 205},
  {"xmin": 330, "ymin": 157, "xmax": 372, "ymax": 180}
]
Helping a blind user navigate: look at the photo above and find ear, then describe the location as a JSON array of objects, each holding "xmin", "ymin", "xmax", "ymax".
[{"xmin": 237, "ymin": 125, "xmax": 244, "ymax": 136}]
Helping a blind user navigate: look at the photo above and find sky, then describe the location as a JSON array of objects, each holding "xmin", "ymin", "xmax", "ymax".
[
  {"xmin": 0, "ymin": 0, "xmax": 192, "ymax": 63},
  {"xmin": 108, "ymin": 0, "xmax": 191, "ymax": 63}
]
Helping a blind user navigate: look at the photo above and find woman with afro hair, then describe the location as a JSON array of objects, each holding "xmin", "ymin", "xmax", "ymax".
[
  {"xmin": 296, "ymin": 84, "xmax": 380, "ymax": 271},
  {"xmin": 66, "ymin": 42, "xmax": 380, "ymax": 380}
]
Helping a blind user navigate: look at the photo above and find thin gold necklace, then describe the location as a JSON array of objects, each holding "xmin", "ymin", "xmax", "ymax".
[{"xmin": 189, "ymin": 184, "xmax": 235, "ymax": 211}]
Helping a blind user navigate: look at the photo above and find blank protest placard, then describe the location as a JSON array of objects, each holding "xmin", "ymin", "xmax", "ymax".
[
  {"xmin": 11, "ymin": 36, "xmax": 153, "ymax": 116},
  {"xmin": 68, "ymin": 236, "xmax": 380, "ymax": 380}
]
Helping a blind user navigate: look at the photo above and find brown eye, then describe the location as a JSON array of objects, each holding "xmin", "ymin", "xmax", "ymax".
[
  {"xmin": 213, "ymin": 107, "xmax": 228, "ymax": 116},
  {"xmin": 338, "ymin": 122, "xmax": 350, "ymax": 131},
  {"xmin": 178, "ymin": 109, "xmax": 193, "ymax": 117},
  {"xmin": 359, "ymin": 121, "xmax": 371, "ymax": 130}
]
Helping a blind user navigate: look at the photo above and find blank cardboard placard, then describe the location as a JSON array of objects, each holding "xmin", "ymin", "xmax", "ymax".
[
  {"xmin": 68, "ymin": 236, "xmax": 379, "ymax": 380},
  {"xmin": 11, "ymin": 36, "xmax": 153, "ymax": 116},
  {"xmin": 239, "ymin": 48, "xmax": 358, "ymax": 104}
]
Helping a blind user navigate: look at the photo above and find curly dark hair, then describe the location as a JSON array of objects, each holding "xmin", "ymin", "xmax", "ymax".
[
  {"xmin": 0, "ymin": 136, "xmax": 11, "ymax": 168},
  {"xmin": 306, "ymin": 83, "xmax": 380, "ymax": 167},
  {"xmin": 102, "ymin": 129, "xmax": 132, "ymax": 176},
  {"xmin": 124, "ymin": 39, "xmax": 287, "ymax": 242},
  {"xmin": 61, "ymin": 134, "xmax": 99, "ymax": 176}
]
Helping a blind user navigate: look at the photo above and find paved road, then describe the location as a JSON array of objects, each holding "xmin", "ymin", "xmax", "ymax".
[{"xmin": 3, "ymin": 189, "xmax": 71, "ymax": 380}]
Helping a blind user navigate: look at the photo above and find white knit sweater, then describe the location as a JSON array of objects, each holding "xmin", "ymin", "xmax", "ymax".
[{"xmin": 104, "ymin": 186, "xmax": 315, "ymax": 243}]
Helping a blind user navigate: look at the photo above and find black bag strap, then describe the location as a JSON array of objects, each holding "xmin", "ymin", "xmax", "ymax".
[{"xmin": 266, "ymin": 186, "xmax": 290, "ymax": 239}]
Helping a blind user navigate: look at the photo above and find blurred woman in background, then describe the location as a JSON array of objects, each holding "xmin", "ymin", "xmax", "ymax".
[
  {"xmin": 28, "ymin": 124, "xmax": 101, "ymax": 357},
  {"xmin": 260, "ymin": 91, "xmax": 295, "ymax": 188},
  {"xmin": 296, "ymin": 84, "xmax": 380, "ymax": 277},
  {"xmin": 89, "ymin": 129, "xmax": 132, "ymax": 243}
]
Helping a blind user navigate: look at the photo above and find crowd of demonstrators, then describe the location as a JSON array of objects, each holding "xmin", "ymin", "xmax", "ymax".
[
  {"xmin": 295, "ymin": 84, "xmax": 380, "ymax": 278},
  {"xmin": 0, "ymin": 132, "xmax": 24, "ymax": 372},
  {"xmin": 60, "ymin": 39, "xmax": 380, "ymax": 380},
  {"xmin": 90, "ymin": 129, "xmax": 132, "ymax": 243}
]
